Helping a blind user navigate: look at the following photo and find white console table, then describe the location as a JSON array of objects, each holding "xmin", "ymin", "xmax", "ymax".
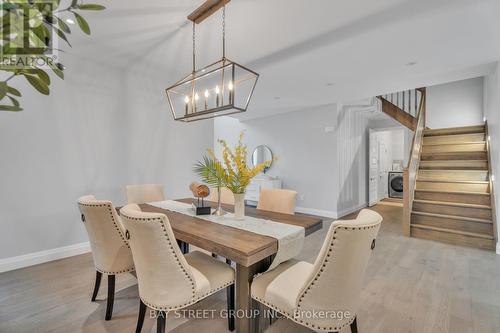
[{"xmin": 245, "ymin": 176, "xmax": 282, "ymax": 206}]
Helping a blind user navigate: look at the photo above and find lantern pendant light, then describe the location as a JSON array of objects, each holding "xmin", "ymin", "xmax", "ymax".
[{"xmin": 165, "ymin": 0, "xmax": 259, "ymax": 122}]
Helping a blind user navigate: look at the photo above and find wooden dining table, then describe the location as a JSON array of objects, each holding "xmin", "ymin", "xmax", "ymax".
[{"xmin": 137, "ymin": 198, "xmax": 323, "ymax": 333}]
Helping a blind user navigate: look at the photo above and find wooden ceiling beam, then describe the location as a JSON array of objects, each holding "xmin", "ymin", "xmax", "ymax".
[{"xmin": 188, "ymin": 0, "xmax": 230, "ymax": 24}]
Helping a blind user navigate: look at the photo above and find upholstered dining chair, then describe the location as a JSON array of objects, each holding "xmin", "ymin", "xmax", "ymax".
[
  {"xmin": 126, "ymin": 184, "xmax": 165, "ymax": 204},
  {"xmin": 209, "ymin": 186, "xmax": 235, "ymax": 205},
  {"xmin": 251, "ymin": 209, "xmax": 382, "ymax": 333},
  {"xmin": 77, "ymin": 195, "xmax": 135, "ymax": 321},
  {"xmin": 120, "ymin": 204, "xmax": 236, "ymax": 333},
  {"xmin": 257, "ymin": 188, "xmax": 297, "ymax": 215},
  {"xmin": 125, "ymin": 184, "xmax": 190, "ymax": 253}
]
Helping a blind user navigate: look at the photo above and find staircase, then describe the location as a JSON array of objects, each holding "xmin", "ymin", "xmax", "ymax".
[
  {"xmin": 378, "ymin": 89, "xmax": 422, "ymax": 130},
  {"xmin": 410, "ymin": 125, "xmax": 496, "ymax": 250}
]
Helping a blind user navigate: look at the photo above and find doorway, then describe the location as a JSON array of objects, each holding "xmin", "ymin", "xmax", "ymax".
[{"xmin": 368, "ymin": 128, "xmax": 405, "ymax": 206}]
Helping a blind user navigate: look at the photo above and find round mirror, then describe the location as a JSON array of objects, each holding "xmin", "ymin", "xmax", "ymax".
[{"xmin": 252, "ymin": 145, "xmax": 273, "ymax": 173}]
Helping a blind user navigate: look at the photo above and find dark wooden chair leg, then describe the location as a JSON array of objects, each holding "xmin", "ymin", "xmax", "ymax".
[
  {"xmin": 157, "ymin": 311, "xmax": 166, "ymax": 333},
  {"xmin": 226, "ymin": 258, "xmax": 232, "ymax": 266},
  {"xmin": 226, "ymin": 284, "xmax": 235, "ymax": 331},
  {"xmin": 177, "ymin": 240, "xmax": 189, "ymax": 254},
  {"xmin": 135, "ymin": 300, "xmax": 147, "ymax": 333},
  {"xmin": 350, "ymin": 316, "xmax": 358, "ymax": 333},
  {"xmin": 105, "ymin": 275, "xmax": 115, "ymax": 321},
  {"xmin": 212, "ymin": 253, "xmax": 217, "ymax": 258},
  {"xmin": 91, "ymin": 271, "xmax": 102, "ymax": 302},
  {"xmin": 269, "ymin": 308, "xmax": 276, "ymax": 325}
]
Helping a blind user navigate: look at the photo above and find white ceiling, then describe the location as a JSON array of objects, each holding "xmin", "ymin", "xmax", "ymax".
[{"xmin": 64, "ymin": 0, "xmax": 500, "ymax": 120}]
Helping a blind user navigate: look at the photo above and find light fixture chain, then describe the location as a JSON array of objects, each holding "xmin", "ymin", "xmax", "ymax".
[
  {"xmin": 222, "ymin": 5, "xmax": 226, "ymax": 60},
  {"xmin": 192, "ymin": 21, "xmax": 196, "ymax": 72}
]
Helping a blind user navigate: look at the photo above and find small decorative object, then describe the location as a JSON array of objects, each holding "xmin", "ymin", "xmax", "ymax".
[
  {"xmin": 189, "ymin": 182, "xmax": 211, "ymax": 215},
  {"xmin": 194, "ymin": 156, "xmax": 228, "ymax": 216},
  {"xmin": 194, "ymin": 131, "xmax": 273, "ymax": 220}
]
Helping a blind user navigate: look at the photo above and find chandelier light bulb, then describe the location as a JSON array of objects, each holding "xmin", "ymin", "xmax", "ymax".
[
  {"xmin": 194, "ymin": 93, "xmax": 199, "ymax": 101},
  {"xmin": 228, "ymin": 81, "xmax": 233, "ymax": 90},
  {"xmin": 204, "ymin": 90, "xmax": 209, "ymax": 98},
  {"xmin": 215, "ymin": 85, "xmax": 220, "ymax": 94},
  {"xmin": 184, "ymin": 96, "xmax": 190, "ymax": 104}
]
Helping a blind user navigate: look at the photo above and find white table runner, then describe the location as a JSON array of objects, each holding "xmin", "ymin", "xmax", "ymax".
[{"xmin": 148, "ymin": 200, "xmax": 305, "ymax": 271}]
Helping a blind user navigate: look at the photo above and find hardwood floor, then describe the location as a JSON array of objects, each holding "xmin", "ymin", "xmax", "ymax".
[{"xmin": 1, "ymin": 205, "xmax": 500, "ymax": 333}]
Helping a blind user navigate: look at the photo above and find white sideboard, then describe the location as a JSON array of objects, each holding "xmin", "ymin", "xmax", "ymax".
[{"xmin": 245, "ymin": 176, "xmax": 282, "ymax": 206}]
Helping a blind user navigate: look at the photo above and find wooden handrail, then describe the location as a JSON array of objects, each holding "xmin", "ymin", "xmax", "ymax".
[
  {"xmin": 402, "ymin": 87, "xmax": 426, "ymax": 236},
  {"xmin": 377, "ymin": 88, "xmax": 424, "ymax": 130}
]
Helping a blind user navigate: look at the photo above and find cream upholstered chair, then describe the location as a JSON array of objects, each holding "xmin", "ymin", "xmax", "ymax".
[
  {"xmin": 257, "ymin": 188, "xmax": 297, "ymax": 214},
  {"xmin": 120, "ymin": 204, "xmax": 236, "ymax": 333},
  {"xmin": 126, "ymin": 184, "xmax": 165, "ymax": 204},
  {"xmin": 77, "ymin": 195, "xmax": 134, "ymax": 321},
  {"xmin": 209, "ymin": 186, "xmax": 235, "ymax": 205},
  {"xmin": 125, "ymin": 183, "xmax": 189, "ymax": 253},
  {"xmin": 251, "ymin": 209, "xmax": 382, "ymax": 333}
]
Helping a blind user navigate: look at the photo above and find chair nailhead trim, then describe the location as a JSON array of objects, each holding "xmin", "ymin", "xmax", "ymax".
[
  {"xmin": 288, "ymin": 223, "xmax": 378, "ymax": 331},
  {"xmin": 77, "ymin": 201, "xmax": 130, "ymax": 249},
  {"xmin": 96, "ymin": 267, "xmax": 135, "ymax": 275},
  {"xmin": 141, "ymin": 280, "xmax": 235, "ymax": 311},
  {"xmin": 121, "ymin": 213, "xmax": 204, "ymax": 308}
]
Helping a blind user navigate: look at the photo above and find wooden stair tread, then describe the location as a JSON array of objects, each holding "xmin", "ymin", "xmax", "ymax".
[
  {"xmin": 411, "ymin": 211, "xmax": 493, "ymax": 224},
  {"xmin": 419, "ymin": 160, "xmax": 488, "ymax": 169},
  {"xmin": 416, "ymin": 179, "xmax": 489, "ymax": 184},
  {"xmin": 414, "ymin": 189, "xmax": 490, "ymax": 196},
  {"xmin": 423, "ymin": 125, "xmax": 485, "ymax": 136},
  {"xmin": 411, "ymin": 224, "xmax": 494, "ymax": 240},
  {"xmin": 418, "ymin": 169, "xmax": 487, "ymax": 173},
  {"xmin": 413, "ymin": 199, "xmax": 491, "ymax": 209},
  {"xmin": 422, "ymin": 133, "xmax": 485, "ymax": 144},
  {"xmin": 422, "ymin": 141, "xmax": 486, "ymax": 146}
]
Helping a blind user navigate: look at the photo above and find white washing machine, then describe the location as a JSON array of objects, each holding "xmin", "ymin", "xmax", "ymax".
[{"xmin": 388, "ymin": 172, "xmax": 404, "ymax": 199}]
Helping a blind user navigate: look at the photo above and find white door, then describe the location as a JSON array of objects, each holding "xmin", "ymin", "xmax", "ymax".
[
  {"xmin": 378, "ymin": 141, "xmax": 389, "ymax": 200},
  {"xmin": 368, "ymin": 130, "xmax": 378, "ymax": 206}
]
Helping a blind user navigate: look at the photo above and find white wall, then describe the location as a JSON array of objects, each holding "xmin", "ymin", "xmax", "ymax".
[
  {"xmin": 0, "ymin": 55, "xmax": 213, "ymax": 264},
  {"xmin": 214, "ymin": 105, "xmax": 339, "ymax": 215},
  {"xmin": 213, "ymin": 104, "xmax": 370, "ymax": 217},
  {"xmin": 427, "ymin": 77, "xmax": 484, "ymax": 128},
  {"xmin": 484, "ymin": 62, "xmax": 500, "ymax": 254}
]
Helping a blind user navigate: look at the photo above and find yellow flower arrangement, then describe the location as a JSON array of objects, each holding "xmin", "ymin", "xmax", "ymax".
[{"xmin": 194, "ymin": 132, "xmax": 273, "ymax": 194}]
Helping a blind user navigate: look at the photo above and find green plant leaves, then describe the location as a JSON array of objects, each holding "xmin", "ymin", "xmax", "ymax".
[
  {"xmin": 23, "ymin": 74, "xmax": 50, "ymax": 95},
  {"xmin": 74, "ymin": 12, "xmax": 90, "ymax": 35},
  {"xmin": 1, "ymin": 1, "xmax": 105, "ymax": 111},
  {"xmin": 7, "ymin": 86, "xmax": 22, "ymax": 97},
  {"xmin": 55, "ymin": 27, "xmax": 72, "ymax": 46},
  {"xmin": 8, "ymin": 96, "xmax": 20, "ymax": 107},
  {"xmin": 56, "ymin": 16, "xmax": 71, "ymax": 34},
  {"xmin": 0, "ymin": 105, "xmax": 23, "ymax": 112},
  {"xmin": 0, "ymin": 82, "xmax": 7, "ymax": 100},
  {"xmin": 35, "ymin": 69, "xmax": 51, "ymax": 85},
  {"xmin": 77, "ymin": 4, "xmax": 106, "ymax": 10},
  {"xmin": 53, "ymin": 67, "xmax": 64, "ymax": 80}
]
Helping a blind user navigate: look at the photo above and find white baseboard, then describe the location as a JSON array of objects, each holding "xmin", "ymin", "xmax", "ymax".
[
  {"xmin": 336, "ymin": 203, "xmax": 368, "ymax": 219},
  {"xmin": 0, "ymin": 242, "xmax": 91, "ymax": 273},
  {"xmin": 295, "ymin": 206, "xmax": 337, "ymax": 219}
]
